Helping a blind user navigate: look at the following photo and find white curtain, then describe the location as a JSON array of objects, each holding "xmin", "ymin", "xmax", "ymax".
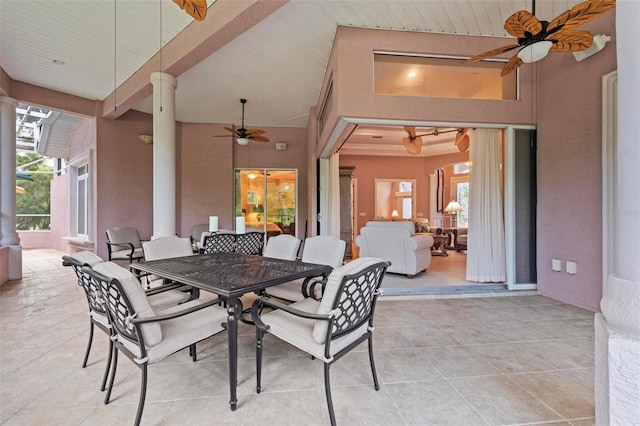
[
  {"xmin": 318, "ymin": 154, "xmax": 341, "ymax": 238},
  {"xmin": 466, "ymin": 129, "xmax": 506, "ymax": 282}
]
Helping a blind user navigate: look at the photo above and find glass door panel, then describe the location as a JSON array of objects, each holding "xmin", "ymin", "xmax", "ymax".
[{"xmin": 235, "ymin": 169, "xmax": 297, "ymax": 238}]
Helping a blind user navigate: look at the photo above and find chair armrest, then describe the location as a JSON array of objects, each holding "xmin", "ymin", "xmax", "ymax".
[
  {"xmin": 405, "ymin": 234, "xmax": 433, "ymax": 250},
  {"xmin": 144, "ymin": 282, "xmax": 184, "ymax": 295},
  {"xmin": 131, "ymin": 298, "xmax": 223, "ymax": 324},
  {"xmin": 251, "ymin": 296, "xmax": 329, "ymax": 331},
  {"xmin": 302, "ymin": 275, "xmax": 328, "ymax": 299}
]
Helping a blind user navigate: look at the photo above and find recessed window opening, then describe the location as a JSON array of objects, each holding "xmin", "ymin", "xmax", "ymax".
[{"xmin": 374, "ymin": 53, "xmax": 517, "ymax": 100}]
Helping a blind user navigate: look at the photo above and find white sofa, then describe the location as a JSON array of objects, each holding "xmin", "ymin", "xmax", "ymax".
[{"xmin": 355, "ymin": 221, "xmax": 434, "ymax": 277}]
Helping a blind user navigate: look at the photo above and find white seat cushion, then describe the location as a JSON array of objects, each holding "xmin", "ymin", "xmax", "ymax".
[
  {"xmin": 260, "ymin": 298, "xmax": 368, "ymax": 362},
  {"xmin": 70, "ymin": 251, "xmax": 104, "ymax": 266},
  {"xmin": 119, "ymin": 300, "xmax": 228, "ymax": 363}
]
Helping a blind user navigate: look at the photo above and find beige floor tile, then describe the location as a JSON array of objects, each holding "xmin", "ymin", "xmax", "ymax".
[
  {"xmin": 509, "ymin": 370, "xmax": 595, "ymax": 420},
  {"xmin": 422, "ymin": 345, "xmax": 501, "ymax": 378},
  {"xmin": 386, "ymin": 379, "xmax": 487, "ymax": 425},
  {"xmin": 470, "ymin": 342, "xmax": 559, "ymax": 374},
  {"xmin": 449, "ymin": 375, "xmax": 563, "ymax": 424},
  {"xmin": 438, "ymin": 322, "xmax": 507, "ymax": 345},
  {"xmin": 375, "ymin": 348, "xmax": 443, "ymax": 383},
  {"xmin": 329, "ymin": 385, "xmax": 406, "ymax": 426}
]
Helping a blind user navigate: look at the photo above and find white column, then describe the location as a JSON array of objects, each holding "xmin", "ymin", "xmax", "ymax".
[
  {"xmin": 150, "ymin": 72, "xmax": 177, "ymax": 239},
  {"xmin": 0, "ymin": 96, "xmax": 22, "ymax": 280},
  {"xmin": 595, "ymin": 1, "xmax": 640, "ymax": 424}
]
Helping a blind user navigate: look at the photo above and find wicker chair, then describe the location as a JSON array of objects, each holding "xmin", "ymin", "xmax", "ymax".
[
  {"xmin": 251, "ymin": 257, "xmax": 390, "ymax": 426},
  {"xmin": 86, "ymin": 261, "xmax": 228, "ymax": 425}
]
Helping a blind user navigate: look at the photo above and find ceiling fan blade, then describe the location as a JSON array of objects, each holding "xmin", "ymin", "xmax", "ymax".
[
  {"xmin": 547, "ymin": 0, "xmax": 616, "ymax": 34},
  {"xmin": 500, "ymin": 55, "xmax": 524, "ymax": 77},
  {"xmin": 402, "ymin": 136, "xmax": 422, "ymax": 155},
  {"xmin": 403, "ymin": 126, "xmax": 417, "ymax": 138},
  {"xmin": 455, "ymin": 130, "xmax": 470, "ymax": 152},
  {"xmin": 504, "ymin": 10, "xmax": 543, "ymax": 39},
  {"xmin": 212, "ymin": 135, "xmax": 233, "ymax": 138},
  {"xmin": 465, "ymin": 44, "xmax": 519, "ymax": 63},
  {"xmin": 246, "ymin": 129, "xmax": 267, "ymax": 135},
  {"xmin": 549, "ymin": 30, "xmax": 594, "ymax": 52},
  {"xmin": 223, "ymin": 127, "xmax": 236, "ymax": 134},
  {"xmin": 251, "ymin": 135, "xmax": 270, "ymax": 143},
  {"xmin": 172, "ymin": 0, "xmax": 208, "ymax": 21}
]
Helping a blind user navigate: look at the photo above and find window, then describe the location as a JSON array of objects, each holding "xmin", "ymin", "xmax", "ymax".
[
  {"xmin": 69, "ymin": 153, "xmax": 92, "ymax": 240},
  {"xmin": 235, "ymin": 169, "xmax": 297, "ymax": 237},
  {"xmin": 449, "ymin": 162, "xmax": 470, "ymax": 227},
  {"xmin": 374, "ymin": 53, "xmax": 517, "ymax": 100}
]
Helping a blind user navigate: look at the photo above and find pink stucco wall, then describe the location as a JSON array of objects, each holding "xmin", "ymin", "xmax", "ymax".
[{"xmin": 536, "ymin": 12, "xmax": 616, "ymax": 311}]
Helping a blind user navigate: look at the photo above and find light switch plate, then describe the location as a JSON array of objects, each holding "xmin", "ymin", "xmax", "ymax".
[
  {"xmin": 566, "ymin": 261, "xmax": 577, "ymax": 275},
  {"xmin": 552, "ymin": 259, "xmax": 562, "ymax": 272}
]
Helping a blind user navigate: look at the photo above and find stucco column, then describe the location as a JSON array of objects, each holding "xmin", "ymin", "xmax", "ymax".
[
  {"xmin": 150, "ymin": 72, "xmax": 177, "ymax": 239},
  {"xmin": 595, "ymin": 1, "xmax": 640, "ymax": 424},
  {"xmin": 0, "ymin": 96, "xmax": 22, "ymax": 280}
]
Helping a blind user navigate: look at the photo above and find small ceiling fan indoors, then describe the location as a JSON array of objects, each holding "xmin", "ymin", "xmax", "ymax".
[
  {"xmin": 402, "ymin": 126, "xmax": 428, "ymax": 155},
  {"xmin": 213, "ymin": 99, "xmax": 270, "ymax": 145},
  {"xmin": 172, "ymin": 0, "xmax": 208, "ymax": 21},
  {"xmin": 465, "ymin": 0, "xmax": 616, "ymax": 76}
]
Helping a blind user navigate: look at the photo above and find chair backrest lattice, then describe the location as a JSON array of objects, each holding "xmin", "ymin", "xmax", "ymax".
[
  {"xmin": 236, "ymin": 232, "xmax": 265, "ymax": 255},
  {"xmin": 329, "ymin": 262, "xmax": 389, "ymax": 339},
  {"xmin": 86, "ymin": 267, "xmax": 142, "ymax": 347},
  {"xmin": 202, "ymin": 233, "xmax": 237, "ymax": 254},
  {"xmin": 63, "ymin": 255, "xmax": 108, "ymax": 317}
]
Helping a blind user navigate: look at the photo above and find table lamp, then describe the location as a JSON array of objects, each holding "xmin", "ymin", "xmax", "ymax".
[
  {"xmin": 444, "ymin": 200, "xmax": 463, "ymax": 228},
  {"xmin": 391, "ymin": 210, "xmax": 399, "ymax": 219}
]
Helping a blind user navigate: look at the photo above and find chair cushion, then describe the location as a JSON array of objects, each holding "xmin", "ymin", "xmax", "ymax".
[
  {"xmin": 109, "ymin": 247, "xmax": 144, "ymax": 260},
  {"xmin": 119, "ymin": 300, "xmax": 228, "ymax": 363},
  {"xmin": 92, "ymin": 262, "xmax": 162, "ymax": 346},
  {"xmin": 143, "ymin": 236, "xmax": 193, "ymax": 261},
  {"xmin": 301, "ymin": 236, "xmax": 346, "ymax": 268},
  {"xmin": 70, "ymin": 251, "xmax": 104, "ymax": 266},
  {"xmin": 261, "ymin": 298, "xmax": 369, "ymax": 362},
  {"xmin": 312, "ymin": 257, "xmax": 382, "ymax": 344},
  {"xmin": 147, "ymin": 289, "xmax": 191, "ymax": 311},
  {"xmin": 263, "ymin": 234, "xmax": 301, "ymax": 260}
]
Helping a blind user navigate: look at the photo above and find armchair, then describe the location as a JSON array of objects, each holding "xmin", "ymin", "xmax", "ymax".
[
  {"xmin": 105, "ymin": 226, "xmax": 144, "ymax": 262},
  {"xmin": 251, "ymin": 257, "xmax": 391, "ymax": 426},
  {"xmin": 355, "ymin": 221, "xmax": 433, "ymax": 277},
  {"xmin": 86, "ymin": 261, "xmax": 228, "ymax": 426},
  {"xmin": 264, "ymin": 236, "xmax": 345, "ymax": 302}
]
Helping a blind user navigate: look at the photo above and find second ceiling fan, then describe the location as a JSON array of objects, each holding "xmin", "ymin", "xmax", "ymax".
[
  {"xmin": 213, "ymin": 99, "xmax": 270, "ymax": 145},
  {"xmin": 402, "ymin": 127, "xmax": 470, "ymax": 155}
]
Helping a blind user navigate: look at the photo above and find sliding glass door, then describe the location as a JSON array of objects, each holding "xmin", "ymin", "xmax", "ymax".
[{"xmin": 235, "ymin": 169, "xmax": 297, "ymax": 239}]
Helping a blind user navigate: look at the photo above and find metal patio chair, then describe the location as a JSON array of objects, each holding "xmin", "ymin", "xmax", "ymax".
[{"xmin": 251, "ymin": 257, "xmax": 391, "ymax": 426}]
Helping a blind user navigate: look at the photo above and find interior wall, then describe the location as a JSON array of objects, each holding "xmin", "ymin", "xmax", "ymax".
[{"xmin": 536, "ymin": 12, "xmax": 616, "ymax": 311}]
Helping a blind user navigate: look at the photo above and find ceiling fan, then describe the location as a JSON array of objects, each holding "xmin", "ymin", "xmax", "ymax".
[
  {"xmin": 172, "ymin": 0, "xmax": 208, "ymax": 21},
  {"xmin": 465, "ymin": 0, "xmax": 616, "ymax": 76},
  {"xmin": 402, "ymin": 127, "xmax": 470, "ymax": 155},
  {"xmin": 213, "ymin": 99, "xmax": 270, "ymax": 145}
]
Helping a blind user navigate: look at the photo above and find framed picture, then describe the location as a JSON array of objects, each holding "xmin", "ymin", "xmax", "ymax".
[{"xmin": 247, "ymin": 191, "xmax": 257, "ymax": 205}]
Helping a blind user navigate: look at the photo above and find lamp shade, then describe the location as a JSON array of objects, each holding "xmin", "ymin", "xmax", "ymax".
[
  {"xmin": 444, "ymin": 201, "xmax": 463, "ymax": 213},
  {"xmin": 391, "ymin": 210, "xmax": 399, "ymax": 218}
]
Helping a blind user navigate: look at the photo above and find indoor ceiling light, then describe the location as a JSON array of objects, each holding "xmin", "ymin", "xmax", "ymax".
[
  {"xmin": 517, "ymin": 41, "xmax": 553, "ymax": 64},
  {"xmin": 407, "ymin": 71, "xmax": 417, "ymax": 78},
  {"xmin": 236, "ymin": 137, "xmax": 249, "ymax": 145},
  {"xmin": 247, "ymin": 172, "xmax": 257, "ymax": 179}
]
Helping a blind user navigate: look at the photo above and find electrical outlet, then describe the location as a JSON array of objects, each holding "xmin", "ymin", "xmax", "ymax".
[
  {"xmin": 566, "ymin": 261, "xmax": 577, "ymax": 275},
  {"xmin": 552, "ymin": 259, "xmax": 562, "ymax": 272},
  {"xmin": 359, "ymin": 212, "xmax": 366, "ymax": 217},
  {"xmin": 417, "ymin": 212, "xmax": 424, "ymax": 217}
]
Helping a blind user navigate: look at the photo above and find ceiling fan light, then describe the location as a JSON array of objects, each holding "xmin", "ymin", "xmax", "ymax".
[
  {"xmin": 236, "ymin": 137, "xmax": 249, "ymax": 145},
  {"xmin": 517, "ymin": 40, "xmax": 553, "ymax": 64}
]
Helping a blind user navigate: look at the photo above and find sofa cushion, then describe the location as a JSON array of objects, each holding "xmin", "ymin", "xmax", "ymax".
[{"xmin": 364, "ymin": 220, "xmax": 415, "ymax": 236}]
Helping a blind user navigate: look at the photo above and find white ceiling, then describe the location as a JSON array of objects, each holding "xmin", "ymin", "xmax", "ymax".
[{"xmin": 1, "ymin": 0, "xmax": 585, "ymax": 156}]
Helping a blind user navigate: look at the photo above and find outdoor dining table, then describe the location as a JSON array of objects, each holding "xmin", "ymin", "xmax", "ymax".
[{"xmin": 129, "ymin": 251, "xmax": 332, "ymax": 411}]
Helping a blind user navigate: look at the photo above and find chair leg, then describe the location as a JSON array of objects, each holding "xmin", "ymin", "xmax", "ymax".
[
  {"xmin": 190, "ymin": 343, "xmax": 197, "ymax": 362},
  {"xmin": 134, "ymin": 364, "xmax": 148, "ymax": 426},
  {"xmin": 256, "ymin": 328, "xmax": 263, "ymax": 393},
  {"xmin": 104, "ymin": 347, "xmax": 118, "ymax": 405},
  {"xmin": 367, "ymin": 335, "xmax": 380, "ymax": 391},
  {"xmin": 100, "ymin": 338, "xmax": 114, "ymax": 391},
  {"xmin": 82, "ymin": 322, "xmax": 94, "ymax": 368},
  {"xmin": 324, "ymin": 363, "xmax": 337, "ymax": 426}
]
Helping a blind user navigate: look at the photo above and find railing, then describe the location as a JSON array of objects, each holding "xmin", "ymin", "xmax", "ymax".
[{"xmin": 16, "ymin": 214, "xmax": 51, "ymax": 231}]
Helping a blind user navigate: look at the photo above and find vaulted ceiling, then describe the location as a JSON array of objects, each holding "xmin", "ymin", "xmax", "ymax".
[{"xmin": 1, "ymin": 0, "xmax": 586, "ymax": 155}]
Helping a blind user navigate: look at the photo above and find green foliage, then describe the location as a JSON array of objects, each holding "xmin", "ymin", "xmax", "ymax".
[{"xmin": 16, "ymin": 153, "xmax": 52, "ymax": 230}]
